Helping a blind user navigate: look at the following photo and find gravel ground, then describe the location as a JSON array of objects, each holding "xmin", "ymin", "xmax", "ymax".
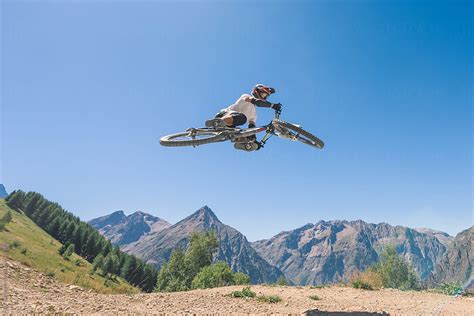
[{"xmin": 2, "ymin": 259, "xmax": 473, "ymax": 315}]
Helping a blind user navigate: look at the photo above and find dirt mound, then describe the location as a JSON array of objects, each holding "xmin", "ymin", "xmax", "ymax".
[{"xmin": 2, "ymin": 258, "xmax": 473, "ymax": 315}]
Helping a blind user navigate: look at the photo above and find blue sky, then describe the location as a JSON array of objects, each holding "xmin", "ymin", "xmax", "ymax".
[{"xmin": 1, "ymin": 0, "xmax": 472, "ymax": 240}]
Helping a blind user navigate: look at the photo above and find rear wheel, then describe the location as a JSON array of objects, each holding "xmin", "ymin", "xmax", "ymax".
[
  {"xmin": 160, "ymin": 129, "xmax": 226, "ymax": 147},
  {"xmin": 274, "ymin": 120, "xmax": 324, "ymax": 149}
]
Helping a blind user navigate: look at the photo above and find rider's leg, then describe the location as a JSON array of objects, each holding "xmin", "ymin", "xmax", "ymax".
[{"xmin": 221, "ymin": 114, "xmax": 234, "ymax": 127}]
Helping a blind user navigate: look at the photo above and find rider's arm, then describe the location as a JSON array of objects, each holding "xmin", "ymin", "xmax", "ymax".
[
  {"xmin": 249, "ymin": 98, "xmax": 272, "ymax": 108},
  {"xmin": 248, "ymin": 97, "xmax": 281, "ymax": 110}
]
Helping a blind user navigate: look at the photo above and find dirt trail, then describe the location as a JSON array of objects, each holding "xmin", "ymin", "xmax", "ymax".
[{"xmin": 2, "ymin": 259, "xmax": 473, "ymax": 315}]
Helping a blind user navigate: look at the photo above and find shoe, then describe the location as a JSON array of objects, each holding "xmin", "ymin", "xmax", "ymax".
[
  {"xmin": 234, "ymin": 142, "xmax": 259, "ymax": 152},
  {"xmin": 205, "ymin": 118, "xmax": 227, "ymax": 129}
]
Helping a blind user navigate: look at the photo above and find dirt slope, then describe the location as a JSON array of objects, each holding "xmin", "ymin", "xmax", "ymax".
[{"xmin": 2, "ymin": 258, "xmax": 473, "ymax": 315}]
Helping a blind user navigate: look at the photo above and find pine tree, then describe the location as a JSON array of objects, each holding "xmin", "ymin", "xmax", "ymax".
[
  {"xmin": 141, "ymin": 264, "xmax": 158, "ymax": 292},
  {"xmin": 5, "ymin": 191, "xmax": 25, "ymax": 210},
  {"xmin": 63, "ymin": 243, "xmax": 75, "ymax": 259},
  {"xmin": 120, "ymin": 255, "xmax": 137, "ymax": 281},
  {"xmin": 47, "ymin": 217, "xmax": 61, "ymax": 238},
  {"xmin": 92, "ymin": 253, "xmax": 104, "ymax": 272},
  {"xmin": 84, "ymin": 233, "xmax": 99, "ymax": 260},
  {"xmin": 24, "ymin": 194, "xmax": 41, "ymax": 216}
]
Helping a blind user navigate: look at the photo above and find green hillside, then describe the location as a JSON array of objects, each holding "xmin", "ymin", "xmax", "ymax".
[{"xmin": 0, "ymin": 199, "xmax": 138, "ymax": 294}]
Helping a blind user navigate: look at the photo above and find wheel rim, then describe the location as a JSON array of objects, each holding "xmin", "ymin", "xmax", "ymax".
[{"xmin": 168, "ymin": 131, "xmax": 222, "ymax": 142}]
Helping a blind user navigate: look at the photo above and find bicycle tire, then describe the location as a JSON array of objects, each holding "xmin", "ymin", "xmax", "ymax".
[
  {"xmin": 274, "ymin": 120, "xmax": 324, "ymax": 149},
  {"xmin": 160, "ymin": 129, "xmax": 226, "ymax": 147}
]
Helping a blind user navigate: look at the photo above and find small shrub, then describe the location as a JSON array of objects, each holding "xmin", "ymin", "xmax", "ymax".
[
  {"xmin": 310, "ymin": 284, "xmax": 328, "ymax": 289},
  {"xmin": 276, "ymin": 276, "xmax": 288, "ymax": 286},
  {"xmin": 20, "ymin": 248, "xmax": 27, "ymax": 255},
  {"xmin": 229, "ymin": 286, "xmax": 256, "ymax": 298},
  {"xmin": 437, "ymin": 282, "xmax": 464, "ymax": 296},
  {"xmin": 350, "ymin": 269, "xmax": 382, "ymax": 290},
  {"xmin": 309, "ymin": 295, "xmax": 321, "ymax": 300},
  {"xmin": 46, "ymin": 271, "xmax": 55, "ymax": 278},
  {"xmin": 74, "ymin": 259, "xmax": 82, "ymax": 267},
  {"xmin": 352, "ymin": 279, "xmax": 374, "ymax": 290},
  {"xmin": 10, "ymin": 240, "xmax": 21, "ymax": 248},
  {"xmin": 60, "ymin": 268, "xmax": 66, "ymax": 273},
  {"xmin": 233, "ymin": 272, "xmax": 250, "ymax": 285},
  {"xmin": 257, "ymin": 294, "xmax": 282, "ymax": 303},
  {"xmin": 63, "ymin": 243, "xmax": 75, "ymax": 260}
]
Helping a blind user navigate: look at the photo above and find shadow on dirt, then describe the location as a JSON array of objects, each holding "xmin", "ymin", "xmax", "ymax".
[{"xmin": 303, "ymin": 311, "xmax": 389, "ymax": 316}]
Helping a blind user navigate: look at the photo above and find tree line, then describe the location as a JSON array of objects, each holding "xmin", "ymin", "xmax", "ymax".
[
  {"xmin": 5, "ymin": 190, "xmax": 157, "ymax": 292},
  {"xmin": 156, "ymin": 231, "xmax": 250, "ymax": 292}
]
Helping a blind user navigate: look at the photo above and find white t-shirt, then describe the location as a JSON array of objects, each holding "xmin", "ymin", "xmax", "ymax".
[{"xmin": 223, "ymin": 94, "xmax": 257, "ymax": 124}]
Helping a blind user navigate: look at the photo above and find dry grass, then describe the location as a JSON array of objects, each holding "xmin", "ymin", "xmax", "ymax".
[{"xmin": 349, "ymin": 269, "xmax": 383, "ymax": 290}]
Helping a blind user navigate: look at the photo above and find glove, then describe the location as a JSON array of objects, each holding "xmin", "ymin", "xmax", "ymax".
[{"xmin": 271, "ymin": 103, "xmax": 282, "ymax": 111}]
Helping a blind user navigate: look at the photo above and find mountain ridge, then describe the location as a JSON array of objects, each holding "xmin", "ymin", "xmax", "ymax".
[
  {"xmin": 252, "ymin": 219, "xmax": 449, "ymax": 285},
  {"xmin": 89, "ymin": 209, "xmax": 170, "ymax": 246},
  {"xmin": 92, "ymin": 206, "xmax": 284, "ymax": 284}
]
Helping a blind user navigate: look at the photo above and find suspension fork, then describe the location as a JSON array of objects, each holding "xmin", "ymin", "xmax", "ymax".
[{"xmin": 258, "ymin": 126, "xmax": 275, "ymax": 149}]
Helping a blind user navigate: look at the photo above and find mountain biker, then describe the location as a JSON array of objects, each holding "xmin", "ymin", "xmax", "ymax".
[{"xmin": 205, "ymin": 84, "xmax": 282, "ymax": 151}]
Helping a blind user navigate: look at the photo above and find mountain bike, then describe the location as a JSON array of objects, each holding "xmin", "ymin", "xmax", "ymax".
[{"xmin": 159, "ymin": 109, "xmax": 324, "ymax": 150}]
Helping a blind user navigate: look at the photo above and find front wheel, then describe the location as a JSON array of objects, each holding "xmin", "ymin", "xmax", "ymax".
[
  {"xmin": 274, "ymin": 120, "xmax": 324, "ymax": 149},
  {"xmin": 160, "ymin": 129, "xmax": 226, "ymax": 147}
]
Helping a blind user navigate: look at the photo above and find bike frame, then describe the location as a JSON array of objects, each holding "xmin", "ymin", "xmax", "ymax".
[{"xmin": 185, "ymin": 109, "xmax": 288, "ymax": 149}]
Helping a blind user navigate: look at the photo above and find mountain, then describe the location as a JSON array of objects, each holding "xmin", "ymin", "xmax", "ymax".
[
  {"xmin": 120, "ymin": 206, "xmax": 284, "ymax": 284},
  {"xmin": 415, "ymin": 227, "xmax": 454, "ymax": 247},
  {"xmin": 428, "ymin": 226, "xmax": 473, "ymax": 288},
  {"xmin": 89, "ymin": 210, "xmax": 170, "ymax": 246},
  {"xmin": 0, "ymin": 184, "xmax": 8, "ymax": 198},
  {"xmin": 252, "ymin": 220, "xmax": 448, "ymax": 285}
]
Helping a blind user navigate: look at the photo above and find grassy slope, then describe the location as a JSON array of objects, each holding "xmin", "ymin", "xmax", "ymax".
[{"xmin": 0, "ymin": 199, "xmax": 139, "ymax": 294}]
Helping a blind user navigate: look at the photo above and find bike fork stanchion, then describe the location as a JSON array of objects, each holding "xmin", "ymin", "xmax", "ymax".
[{"xmin": 258, "ymin": 131, "xmax": 273, "ymax": 149}]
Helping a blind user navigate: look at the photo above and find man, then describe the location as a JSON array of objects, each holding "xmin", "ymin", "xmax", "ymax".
[{"xmin": 205, "ymin": 84, "xmax": 282, "ymax": 151}]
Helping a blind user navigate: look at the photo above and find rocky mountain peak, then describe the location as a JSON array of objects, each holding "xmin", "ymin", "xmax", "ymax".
[
  {"xmin": 179, "ymin": 205, "xmax": 221, "ymax": 228},
  {"xmin": 89, "ymin": 210, "xmax": 170, "ymax": 246},
  {"xmin": 89, "ymin": 210, "xmax": 126, "ymax": 229}
]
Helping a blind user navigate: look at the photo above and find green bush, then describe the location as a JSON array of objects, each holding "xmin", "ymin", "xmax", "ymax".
[
  {"xmin": 46, "ymin": 271, "xmax": 55, "ymax": 278},
  {"xmin": 191, "ymin": 261, "xmax": 234, "ymax": 289},
  {"xmin": 233, "ymin": 272, "xmax": 251, "ymax": 285},
  {"xmin": 276, "ymin": 276, "xmax": 288, "ymax": 286},
  {"xmin": 308, "ymin": 295, "xmax": 321, "ymax": 300},
  {"xmin": 63, "ymin": 243, "xmax": 75, "ymax": 260},
  {"xmin": 352, "ymin": 279, "xmax": 374, "ymax": 290},
  {"xmin": 257, "ymin": 294, "xmax": 282, "ymax": 303},
  {"xmin": 372, "ymin": 245, "xmax": 419, "ymax": 290},
  {"xmin": 10, "ymin": 240, "xmax": 21, "ymax": 248},
  {"xmin": 229, "ymin": 286, "xmax": 256, "ymax": 298},
  {"xmin": 0, "ymin": 211, "xmax": 12, "ymax": 231},
  {"xmin": 20, "ymin": 248, "xmax": 28, "ymax": 255},
  {"xmin": 437, "ymin": 282, "xmax": 464, "ymax": 295},
  {"xmin": 156, "ymin": 231, "xmax": 219, "ymax": 292}
]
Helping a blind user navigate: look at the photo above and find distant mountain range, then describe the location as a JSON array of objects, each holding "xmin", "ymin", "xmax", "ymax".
[
  {"xmin": 91, "ymin": 206, "xmax": 283, "ymax": 284},
  {"xmin": 252, "ymin": 220, "xmax": 448, "ymax": 284},
  {"xmin": 89, "ymin": 210, "xmax": 170, "ymax": 246},
  {"xmin": 90, "ymin": 207, "xmax": 472, "ymax": 286},
  {"xmin": 0, "ymin": 184, "xmax": 8, "ymax": 199}
]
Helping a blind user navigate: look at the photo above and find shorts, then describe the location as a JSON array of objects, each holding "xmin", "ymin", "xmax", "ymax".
[{"xmin": 215, "ymin": 110, "xmax": 247, "ymax": 127}]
